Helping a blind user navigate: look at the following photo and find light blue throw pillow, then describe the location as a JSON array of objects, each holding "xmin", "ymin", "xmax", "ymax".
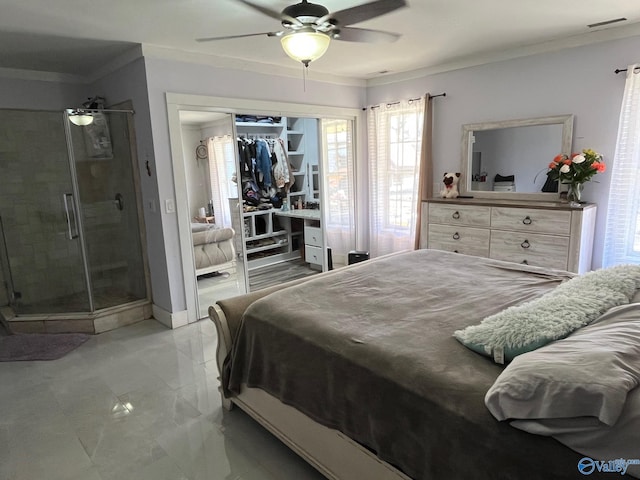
[{"xmin": 453, "ymin": 265, "xmax": 640, "ymax": 364}]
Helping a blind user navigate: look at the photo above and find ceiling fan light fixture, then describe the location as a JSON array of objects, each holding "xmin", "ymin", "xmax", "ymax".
[{"xmin": 280, "ymin": 29, "xmax": 330, "ymax": 66}]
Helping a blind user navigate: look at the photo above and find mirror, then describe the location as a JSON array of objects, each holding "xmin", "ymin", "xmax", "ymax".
[{"xmin": 460, "ymin": 114, "xmax": 573, "ymax": 200}]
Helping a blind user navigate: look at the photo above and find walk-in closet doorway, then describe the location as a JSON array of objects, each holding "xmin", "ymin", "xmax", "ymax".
[{"xmin": 167, "ymin": 94, "xmax": 364, "ymax": 324}]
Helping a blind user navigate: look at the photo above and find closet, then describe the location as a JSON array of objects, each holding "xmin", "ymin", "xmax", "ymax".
[
  {"xmin": 168, "ymin": 93, "xmax": 359, "ymax": 324},
  {"xmin": 233, "ymin": 115, "xmax": 326, "ymax": 283}
]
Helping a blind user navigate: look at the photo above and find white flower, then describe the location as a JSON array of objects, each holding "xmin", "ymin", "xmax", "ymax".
[
  {"xmin": 560, "ymin": 164, "xmax": 571, "ymax": 174},
  {"xmin": 572, "ymin": 154, "xmax": 586, "ymax": 164}
]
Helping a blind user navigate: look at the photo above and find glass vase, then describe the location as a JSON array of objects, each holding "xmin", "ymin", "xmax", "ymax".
[{"xmin": 566, "ymin": 182, "xmax": 584, "ymax": 207}]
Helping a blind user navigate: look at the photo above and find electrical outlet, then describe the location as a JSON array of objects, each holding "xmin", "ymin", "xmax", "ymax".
[
  {"xmin": 147, "ymin": 199, "xmax": 156, "ymax": 213},
  {"xmin": 165, "ymin": 199, "xmax": 175, "ymax": 214}
]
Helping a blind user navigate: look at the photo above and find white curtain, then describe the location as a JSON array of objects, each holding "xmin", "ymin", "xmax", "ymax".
[
  {"xmin": 603, "ymin": 64, "xmax": 640, "ymax": 266},
  {"xmin": 207, "ymin": 136, "xmax": 235, "ymax": 228},
  {"xmin": 367, "ymin": 98, "xmax": 424, "ymax": 257},
  {"xmin": 320, "ymin": 119, "xmax": 356, "ymax": 261}
]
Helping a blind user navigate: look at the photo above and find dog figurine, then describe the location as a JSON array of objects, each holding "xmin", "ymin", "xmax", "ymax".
[{"xmin": 440, "ymin": 172, "xmax": 461, "ymax": 199}]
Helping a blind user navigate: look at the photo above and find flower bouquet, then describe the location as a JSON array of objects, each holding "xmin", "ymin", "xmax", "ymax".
[{"xmin": 547, "ymin": 149, "xmax": 605, "ymax": 205}]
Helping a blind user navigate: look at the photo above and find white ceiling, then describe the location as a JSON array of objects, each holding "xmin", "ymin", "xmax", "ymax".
[{"xmin": 1, "ymin": 0, "xmax": 640, "ymax": 81}]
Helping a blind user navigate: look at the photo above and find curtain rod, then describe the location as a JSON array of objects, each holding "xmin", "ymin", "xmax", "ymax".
[
  {"xmin": 615, "ymin": 66, "xmax": 640, "ymax": 74},
  {"xmin": 363, "ymin": 92, "xmax": 446, "ymax": 111}
]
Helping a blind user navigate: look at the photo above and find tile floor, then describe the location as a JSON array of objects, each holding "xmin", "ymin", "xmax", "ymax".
[{"xmin": 0, "ymin": 319, "xmax": 326, "ymax": 480}]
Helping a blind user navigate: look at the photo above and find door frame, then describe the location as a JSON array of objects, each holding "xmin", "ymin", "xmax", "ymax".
[{"xmin": 166, "ymin": 93, "xmax": 363, "ymax": 325}]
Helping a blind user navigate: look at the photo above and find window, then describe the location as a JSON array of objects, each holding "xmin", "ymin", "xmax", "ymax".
[
  {"xmin": 321, "ymin": 119, "xmax": 356, "ymax": 259},
  {"xmin": 388, "ymin": 112, "xmax": 423, "ymax": 229},
  {"xmin": 367, "ymin": 99, "xmax": 424, "ymax": 256},
  {"xmin": 603, "ymin": 65, "xmax": 640, "ymax": 266}
]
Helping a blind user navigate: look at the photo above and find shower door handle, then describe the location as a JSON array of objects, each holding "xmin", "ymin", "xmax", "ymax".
[{"xmin": 63, "ymin": 193, "xmax": 79, "ymax": 240}]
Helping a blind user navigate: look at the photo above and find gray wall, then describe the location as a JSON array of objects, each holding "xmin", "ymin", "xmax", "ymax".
[
  {"xmin": 367, "ymin": 34, "xmax": 640, "ymax": 269},
  {"xmin": 0, "ymin": 76, "xmax": 87, "ymax": 110}
]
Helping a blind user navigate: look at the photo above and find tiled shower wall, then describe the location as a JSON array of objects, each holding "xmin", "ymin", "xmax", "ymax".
[{"xmin": 0, "ymin": 110, "xmax": 89, "ymax": 308}]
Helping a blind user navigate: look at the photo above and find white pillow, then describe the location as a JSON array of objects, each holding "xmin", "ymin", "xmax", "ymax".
[{"xmin": 485, "ymin": 303, "xmax": 640, "ymax": 426}]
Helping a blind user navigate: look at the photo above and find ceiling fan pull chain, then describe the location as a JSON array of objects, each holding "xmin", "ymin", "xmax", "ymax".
[{"xmin": 302, "ymin": 62, "xmax": 307, "ymax": 92}]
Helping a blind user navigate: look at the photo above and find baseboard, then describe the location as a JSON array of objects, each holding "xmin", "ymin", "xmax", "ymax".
[{"xmin": 152, "ymin": 304, "xmax": 189, "ymax": 329}]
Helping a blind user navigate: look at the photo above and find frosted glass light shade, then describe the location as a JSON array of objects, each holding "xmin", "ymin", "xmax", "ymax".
[
  {"xmin": 281, "ymin": 30, "xmax": 330, "ymax": 65},
  {"xmin": 68, "ymin": 112, "xmax": 94, "ymax": 126}
]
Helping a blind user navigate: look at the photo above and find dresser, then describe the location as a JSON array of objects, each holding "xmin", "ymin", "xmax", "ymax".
[{"xmin": 420, "ymin": 199, "xmax": 597, "ymax": 273}]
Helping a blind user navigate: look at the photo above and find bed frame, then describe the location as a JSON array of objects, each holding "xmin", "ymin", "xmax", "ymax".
[{"xmin": 209, "ymin": 302, "xmax": 411, "ymax": 480}]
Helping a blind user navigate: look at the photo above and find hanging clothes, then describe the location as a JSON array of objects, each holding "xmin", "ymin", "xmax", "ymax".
[
  {"xmin": 273, "ymin": 138, "xmax": 294, "ymax": 191},
  {"xmin": 255, "ymin": 138, "xmax": 272, "ymax": 187}
]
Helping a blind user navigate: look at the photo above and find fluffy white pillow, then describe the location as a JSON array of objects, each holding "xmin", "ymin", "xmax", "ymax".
[
  {"xmin": 454, "ymin": 265, "xmax": 640, "ymax": 363},
  {"xmin": 485, "ymin": 303, "xmax": 640, "ymax": 426}
]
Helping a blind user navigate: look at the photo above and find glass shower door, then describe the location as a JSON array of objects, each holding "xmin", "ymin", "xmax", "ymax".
[
  {"xmin": 0, "ymin": 109, "xmax": 91, "ymax": 313},
  {"xmin": 64, "ymin": 110, "xmax": 147, "ymax": 310}
]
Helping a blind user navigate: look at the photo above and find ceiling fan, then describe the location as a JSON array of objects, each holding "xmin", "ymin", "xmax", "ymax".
[{"xmin": 197, "ymin": 0, "xmax": 407, "ymax": 66}]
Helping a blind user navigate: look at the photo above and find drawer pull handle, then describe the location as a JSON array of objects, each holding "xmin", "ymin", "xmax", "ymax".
[
  {"xmin": 521, "ymin": 239, "xmax": 530, "ymax": 249},
  {"xmin": 521, "ymin": 260, "xmax": 529, "ymax": 265},
  {"xmin": 522, "ymin": 216, "xmax": 532, "ymax": 225},
  {"xmin": 452, "ymin": 211, "xmax": 460, "ymax": 219},
  {"xmin": 453, "ymin": 249, "xmax": 459, "ymax": 253},
  {"xmin": 452, "ymin": 232, "xmax": 460, "ymax": 240}
]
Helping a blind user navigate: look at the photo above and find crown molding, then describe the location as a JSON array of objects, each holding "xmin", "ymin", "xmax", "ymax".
[
  {"xmin": 140, "ymin": 44, "xmax": 366, "ymax": 88},
  {"xmin": 366, "ymin": 22, "xmax": 640, "ymax": 87}
]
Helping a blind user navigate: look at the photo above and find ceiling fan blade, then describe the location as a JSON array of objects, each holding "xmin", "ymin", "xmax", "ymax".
[
  {"xmin": 319, "ymin": 0, "xmax": 406, "ymax": 27},
  {"xmin": 196, "ymin": 31, "xmax": 282, "ymax": 42},
  {"xmin": 238, "ymin": 0, "xmax": 302, "ymax": 26},
  {"xmin": 333, "ymin": 26, "xmax": 400, "ymax": 43}
]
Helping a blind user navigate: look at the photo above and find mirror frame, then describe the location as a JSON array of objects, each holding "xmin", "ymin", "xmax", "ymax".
[{"xmin": 459, "ymin": 114, "xmax": 574, "ymax": 201}]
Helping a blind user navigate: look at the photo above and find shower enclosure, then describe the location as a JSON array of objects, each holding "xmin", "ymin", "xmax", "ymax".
[{"xmin": 0, "ymin": 108, "xmax": 149, "ymax": 331}]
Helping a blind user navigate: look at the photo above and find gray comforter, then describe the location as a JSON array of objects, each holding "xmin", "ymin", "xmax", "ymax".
[{"xmin": 224, "ymin": 250, "xmax": 611, "ymax": 479}]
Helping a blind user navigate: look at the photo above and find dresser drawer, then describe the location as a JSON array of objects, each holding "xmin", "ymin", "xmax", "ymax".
[
  {"xmin": 489, "ymin": 231, "xmax": 570, "ymax": 270},
  {"xmin": 305, "ymin": 245, "xmax": 323, "ymax": 266},
  {"xmin": 304, "ymin": 226, "xmax": 323, "ymax": 247},
  {"xmin": 428, "ymin": 224, "xmax": 490, "ymax": 257},
  {"xmin": 491, "ymin": 207, "xmax": 571, "ymax": 235},
  {"xmin": 428, "ymin": 203, "xmax": 491, "ymax": 227}
]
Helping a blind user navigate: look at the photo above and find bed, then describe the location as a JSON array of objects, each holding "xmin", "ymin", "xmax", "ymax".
[
  {"xmin": 209, "ymin": 249, "xmax": 640, "ymax": 479},
  {"xmin": 191, "ymin": 223, "xmax": 236, "ymax": 276}
]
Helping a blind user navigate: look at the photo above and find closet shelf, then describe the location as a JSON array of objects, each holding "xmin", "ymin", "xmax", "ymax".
[
  {"xmin": 287, "ymin": 130, "xmax": 303, "ymax": 135},
  {"xmin": 246, "ymin": 230, "xmax": 288, "ymax": 242},
  {"xmin": 246, "ymin": 241, "xmax": 288, "ymax": 254},
  {"xmin": 235, "ymin": 122, "xmax": 284, "ymax": 128}
]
